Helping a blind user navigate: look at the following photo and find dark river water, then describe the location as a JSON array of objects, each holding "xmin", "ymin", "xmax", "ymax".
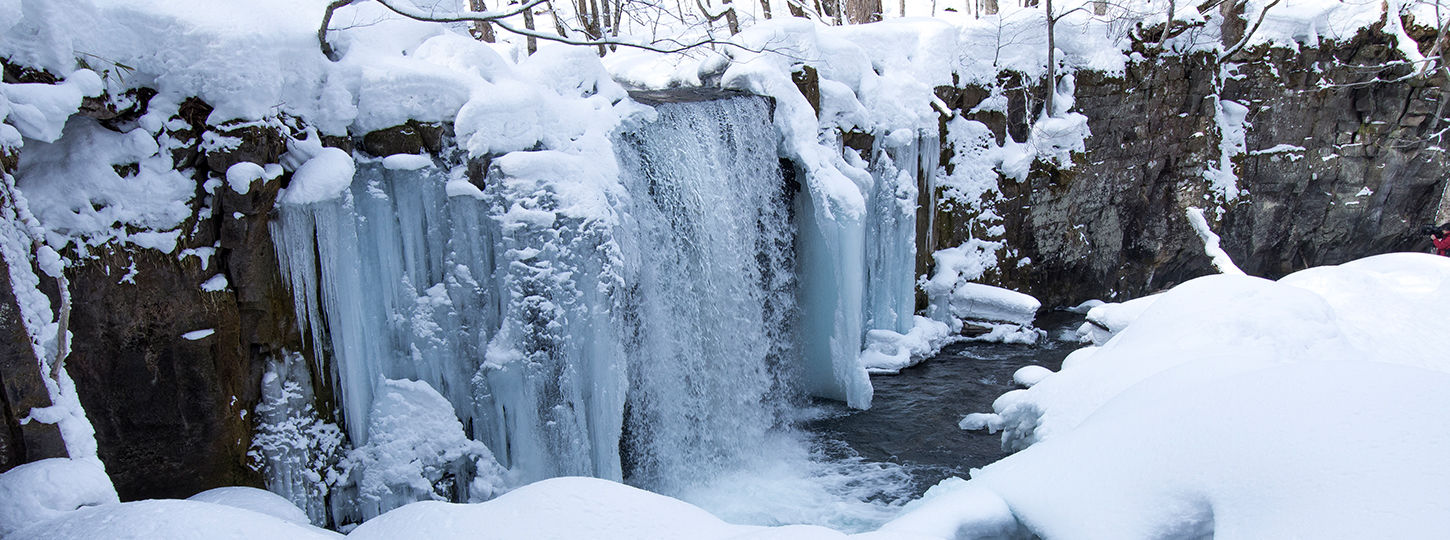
[{"xmin": 803, "ymin": 313, "xmax": 1084, "ymax": 495}]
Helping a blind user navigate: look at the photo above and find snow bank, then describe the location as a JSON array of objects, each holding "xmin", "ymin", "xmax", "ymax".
[
  {"xmin": 282, "ymin": 147, "xmax": 356, "ymax": 205},
  {"xmin": 0, "ymin": 458, "xmax": 117, "ymax": 536},
  {"xmin": 10, "ymin": 499, "xmax": 343, "ymax": 540},
  {"xmin": 861, "ymin": 316, "xmax": 953, "ymax": 374},
  {"xmin": 186, "ymin": 486, "xmax": 310, "ymax": 525},
  {"xmin": 932, "ymin": 361, "xmax": 1450, "ymax": 539},
  {"xmin": 934, "ymin": 253, "xmax": 1450, "ymax": 538},
  {"xmin": 922, "ymin": 240, "xmax": 1040, "ymax": 331},
  {"xmin": 349, "ymin": 476, "xmax": 934, "ymax": 540},
  {"xmin": 15, "ymin": 117, "xmax": 194, "ymax": 252}
]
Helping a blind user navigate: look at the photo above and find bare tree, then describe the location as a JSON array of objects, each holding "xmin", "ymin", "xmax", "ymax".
[{"xmin": 319, "ymin": 0, "xmax": 754, "ymax": 59}]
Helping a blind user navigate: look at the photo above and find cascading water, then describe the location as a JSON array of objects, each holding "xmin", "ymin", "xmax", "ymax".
[
  {"xmin": 263, "ymin": 93, "xmax": 920, "ymax": 530},
  {"xmin": 612, "ymin": 96, "xmax": 798, "ymax": 494}
]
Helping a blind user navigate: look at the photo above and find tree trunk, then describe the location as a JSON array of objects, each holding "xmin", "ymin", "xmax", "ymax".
[
  {"xmin": 724, "ymin": 0, "xmax": 740, "ymax": 33},
  {"xmin": 1092, "ymin": 0, "xmax": 1105, "ymax": 15},
  {"xmin": 788, "ymin": 0, "xmax": 807, "ymax": 17},
  {"xmin": 1221, "ymin": 0, "xmax": 1247, "ymax": 51},
  {"xmin": 1044, "ymin": 0, "xmax": 1055, "ymax": 117},
  {"xmin": 983, "ymin": 0, "xmax": 996, "ymax": 15},
  {"xmin": 469, "ymin": 0, "xmax": 497, "ymax": 42},
  {"xmin": 845, "ymin": 0, "xmax": 882, "ymax": 23},
  {"xmin": 522, "ymin": 0, "xmax": 538, "ymax": 54}
]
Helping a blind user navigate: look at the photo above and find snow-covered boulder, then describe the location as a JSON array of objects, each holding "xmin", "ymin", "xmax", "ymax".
[{"xmin": 0, "ymin": 458, "xmax": 117, "ymax": 536}]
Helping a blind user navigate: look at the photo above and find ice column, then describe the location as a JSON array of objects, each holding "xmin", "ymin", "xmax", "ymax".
[
  {"xmin": 270, "ymin": 162, "xmax": 501, "ymax": 445},
  {"xmin": 863, "ymin": 130, "xmax": 936, "ymax": 336}
]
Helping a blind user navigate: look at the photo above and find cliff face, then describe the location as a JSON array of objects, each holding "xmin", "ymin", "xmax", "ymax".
[
  {"xmin": 59, "ymin": 115, "xmax": 299, "ymax": 498},
  {"xmin": 934, "ymin": 28, "xmax": 1450, "ymax": 306}
]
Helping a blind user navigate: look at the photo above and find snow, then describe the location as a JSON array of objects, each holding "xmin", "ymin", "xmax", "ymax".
[
  {"xmin": 10, "ymin": 499, "xmax": 343, "ymax": 540},
  {"xmin": 922, "ymin": 240, "xmax": 1040, "ymax": 331},
  {"xmin": 861, "ymin": 316, "xmax": 953, "ymax": 374},
  {"xmin": 909, "ymin": 254, "xmax": 1450, "ymax": 538},
  {"xmin": 226, "ymin": 162, "xmax": 281, "ymax": 195},
  {"xmin": 1011, "ymin": 365, "xmax": 1052, "ymax": 387},
  {"xmin": 1206, "ymin": 97, "xmax": 1249, "ymax": 200},
  {"xmin": 200, "ymin": 273, "xmax": 228, "ymax": 292},
  {"xmin": 337, "ymin": 378, "xmax": 503, "ymax": 522},
  {"xmin": 1186, "ymin": 206, "xmax": 1245, "ymax": 275},
  {"xmin": 349, "ymin": 476, "xmax": 934, "ymax": 540},
  {"xmin": 186, "ymin": 486, "xmax": 310, "ymax": 525},
  {"xmin": 380, "ymin": 153, "xmax": 432, "ymax": 171},
  {"xmin": 180, "ymin": 328, "xmax": 214, "ymax": 341},
  {"xmin": 282, "ymin": 147, "xmax": 356, "ymax": 205},
  {"xmin": 963, "ymin": 253, "xmax": 1450, "ymax": 453},
  {"xmin": 0, "ymin": 70, "xmax": 103, "ymax": 142},
  {"xmin": 0, "ymin": 458, "xmax": 117, "ymax": 537},
  {"xmin": 15, "ymin": 117, "xmax": 194, "ymax": 252}
]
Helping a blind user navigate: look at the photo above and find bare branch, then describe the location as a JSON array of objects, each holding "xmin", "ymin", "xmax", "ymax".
[
  {"xmin": 1219, "ymin": 0, "xmax": 1283, "ymax": 60},
  {"xmin": 319, "ymin": 0, "xmax": 358, "ymax": 61}
]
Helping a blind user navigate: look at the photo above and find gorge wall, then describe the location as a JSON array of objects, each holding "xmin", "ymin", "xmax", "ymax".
[{"xmin": 932, "ymin": 25, "xmax": 1450, "ymax": 306}]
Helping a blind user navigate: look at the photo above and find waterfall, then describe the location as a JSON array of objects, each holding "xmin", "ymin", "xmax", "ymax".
[
  {"xmin": 265, "ymin": 94, "xmax": 813, "ymax": 521},
  {"xmin": 612, "ymin": 97, "xmax": 797, "ymax": 494}
]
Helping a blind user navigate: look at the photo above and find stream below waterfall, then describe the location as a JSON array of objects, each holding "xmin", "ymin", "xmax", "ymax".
[{"xmin": 795, "ymin": 313, "xmax": 1085, "ymax": 523}]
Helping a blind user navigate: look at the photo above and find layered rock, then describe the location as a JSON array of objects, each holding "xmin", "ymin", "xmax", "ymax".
[{"xmin": 933, "ymin": 27, "xmax": 1450, "ymax": 306}]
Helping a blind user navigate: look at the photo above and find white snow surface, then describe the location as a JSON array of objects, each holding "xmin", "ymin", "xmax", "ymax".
[
  {"xmin": 1186, "ymin": 206, "xmax": 1245, "ymax": 275},
  {"xmin": 185, "ymin": 486, "xmax": 311, "ymax": 525},
  {"xmin": 0, "ymin": 458, "xmax": 117, "ymax": 537},
  {"xmin": 282, "ymin": 147, "xmax": 356, "ymax": 205},
  {"xmin": 913, "ymin": 254, "xmax": 1450, "ymax": 538},
  {"xmin": 861, "ymin": 316, "xmax": 953, "ymax": 374},
  {"xmin": 348, "ymin": 476, "xmax": 934, "ymax": 540},
  {"xmin": 10, "ymin": 499, "xmax": 342, "ymax": 540},
  {"xmin": 959, "ymin": 251, "xmax": 1450, "ymax": 467}
]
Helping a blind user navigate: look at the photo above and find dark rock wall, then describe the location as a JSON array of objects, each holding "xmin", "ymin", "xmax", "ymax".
[
  {"xmin": 59, "ymin": 106, "xmax": 299, "ymax": 499},
  {"xmin": 934, "ymin": 28, "xmax": 1450, "ymax": 306},
  {"xmin": 0, "ymin": 179, "xmax": 69, "ymax": 472}
]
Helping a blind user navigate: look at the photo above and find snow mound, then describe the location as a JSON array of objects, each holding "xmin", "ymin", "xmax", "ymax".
[
  {"xmin": 10, "ymin": 499, "xmax": 342, "ymax": 540},
  {"xmin": 932, "ymin": 253, "xmax": 1450, "ymax": 537},
  {"xmin": 339, "ymin": 378, "xmax": 506, "ymax": 521},
  {"xmin": 923, "ymin": 240, "xmax": 1040, "ymax": 330},
  {"xmin": 282, "ymin": 147, "xmax": 356, "ymax": 205},
  {"xmin": 921, "ymin": 361, "xmax": 1450, "ymax": 539},
  {"xmin": 348, "ymin": 476, "xmax": 935, "ymax": 540},
  {"xmin": 0, "ymin": 458, "xmax": 117, "ymax": 536},
  {"xmin": 861, "ymin": 316, "xmax": 953, "ymax": 374},
  {"xmin": 186, "ymin": 486, "xmax": 310, "ymax": 525}
]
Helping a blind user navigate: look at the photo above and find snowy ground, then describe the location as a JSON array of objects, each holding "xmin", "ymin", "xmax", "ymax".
[{"xmin": 6, "ymin": 253, "xmax": 1450, "ymax": 538}]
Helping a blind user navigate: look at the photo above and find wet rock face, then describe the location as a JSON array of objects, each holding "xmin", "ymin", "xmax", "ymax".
[
  {"xmin": 0, "ymin": 253, "xmax": 69, "ymax": 472},
  {"xmin": 56, "ymin": 100, "xmax": 299, "ymax": 499},
  {"xmin": 936, "ymin": 30, "xmax": 1449, "ymax": 306},
  {"xmin": 65, "ymin": 248, "xmax": 260, "ymax": 499}
]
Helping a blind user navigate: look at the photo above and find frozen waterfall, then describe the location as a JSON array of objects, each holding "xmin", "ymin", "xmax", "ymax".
[{"xmin": 263, "ymin": 93, "xmax": 928, "ymax": 527}]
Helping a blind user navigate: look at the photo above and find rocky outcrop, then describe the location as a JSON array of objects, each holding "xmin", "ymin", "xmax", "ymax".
[
  {"xmin": 58, "ymin": 100, "xmax": 300, "ymax": 499},
  {"xmin": 933, "ymin": 27, "xmax": 1450, "ymax": 306},
  {"xmin": 0, "ymin": 216, "xmax": 69, "ymax": 473}
]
